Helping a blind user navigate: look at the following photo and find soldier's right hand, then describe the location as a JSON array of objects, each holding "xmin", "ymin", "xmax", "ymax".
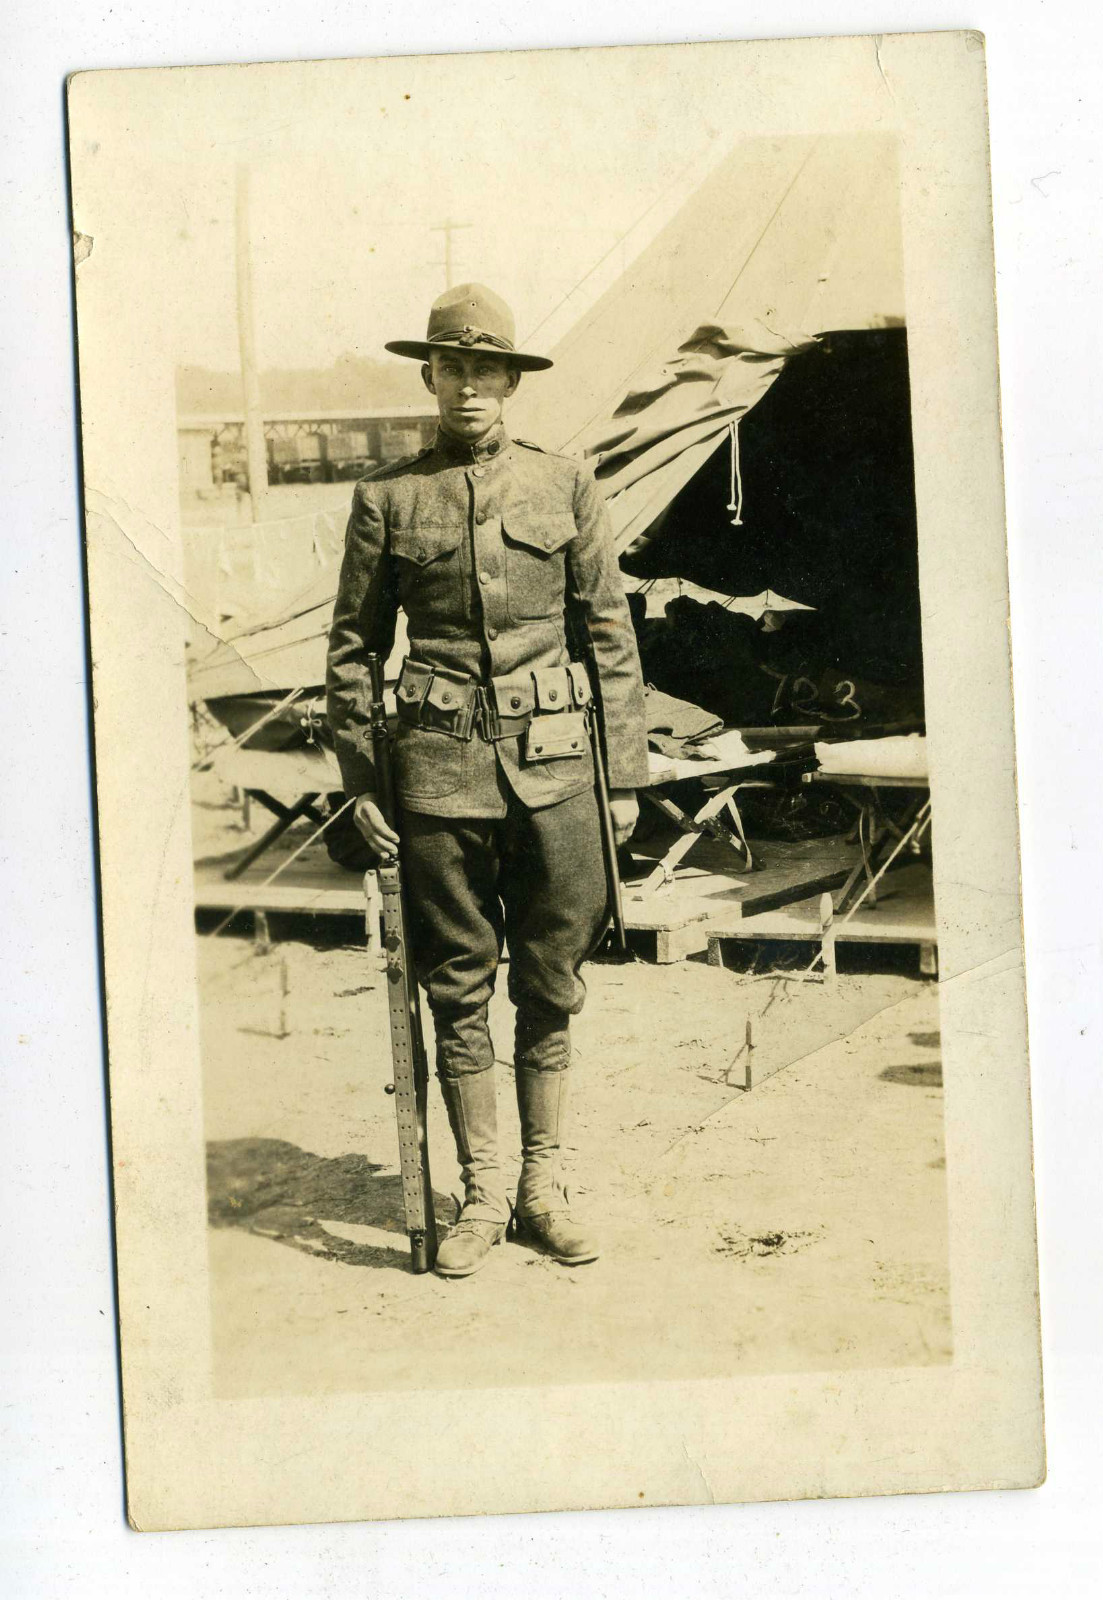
[{"xmin": 353, "ymin": 793, "xmax": 401, "ymax": 859}]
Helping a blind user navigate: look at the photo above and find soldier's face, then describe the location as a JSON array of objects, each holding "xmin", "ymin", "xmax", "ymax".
[{"xmin": 423, "ymin": 351, "xmax": 520, "ymax": 442}]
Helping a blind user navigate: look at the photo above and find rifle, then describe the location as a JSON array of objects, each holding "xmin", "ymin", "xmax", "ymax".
[
  {"xmin": 586, "ymin": 678, "xmax": 629, "ymax": 956},
  {"xmin": 367, "ymin": 653, "xmax": 439, "ymax": 1273}
]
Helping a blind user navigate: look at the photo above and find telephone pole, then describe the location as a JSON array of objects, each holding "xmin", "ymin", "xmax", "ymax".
[
  {"xmin": 235, "ymin": 164, "xmax": 268, "ymax": 522},
  {"xmin": 430, "ymin": 218, "xmax": 472, "ymax": 290}
]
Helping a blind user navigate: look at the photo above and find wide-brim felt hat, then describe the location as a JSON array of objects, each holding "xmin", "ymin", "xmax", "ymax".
[{"xmin": 385, "ymin": 282, "xmax": 553, "ymax": 372}]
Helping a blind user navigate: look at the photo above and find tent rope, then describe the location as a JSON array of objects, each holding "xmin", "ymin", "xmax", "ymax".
[
  {"xmin": 726, "ymin": 418, "xmax": 745, "ymax": 527},
  {"xmin": 191, "ymin": 686, "xmax": 306, "ymax": 773},
  {"xmin": 208, "ymin": 795, "xmax": 357, "ymax": 939},
  {"xmin": 799, "ymin": 800, "xmax": 933, "ymax": 977}
]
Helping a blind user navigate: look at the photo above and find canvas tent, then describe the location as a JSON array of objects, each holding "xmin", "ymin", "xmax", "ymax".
[{"xmin": 188, "ymin": 133, "xmax": 911, "ymax": 710}]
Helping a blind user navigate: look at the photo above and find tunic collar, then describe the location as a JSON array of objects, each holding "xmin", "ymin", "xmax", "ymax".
[{"xmin": 433, "ymin": 420, "xmax": 510, "ymax": 465}]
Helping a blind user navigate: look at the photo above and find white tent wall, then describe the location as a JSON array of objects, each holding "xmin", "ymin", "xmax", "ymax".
[
  {"xmin": 509, "ymin": 133, "xmax": 905, "ymax": 551},
  {"xmin": 508, "ymin": 133, "xmax": 903, "ymax": 439}
]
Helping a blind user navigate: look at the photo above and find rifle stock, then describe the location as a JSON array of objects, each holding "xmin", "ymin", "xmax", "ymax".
[{"xmin": 367, "ymin": 653, "xmax": 439, "ymax": 1273}]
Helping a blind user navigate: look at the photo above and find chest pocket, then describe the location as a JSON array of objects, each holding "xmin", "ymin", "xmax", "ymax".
[
  {"xmin": 501, "ymin": 511, "xmax": 576, "ymax": 621},
  {"xmin": 390, "ymin": 524, "xmax": 465, "ymax": 616}
]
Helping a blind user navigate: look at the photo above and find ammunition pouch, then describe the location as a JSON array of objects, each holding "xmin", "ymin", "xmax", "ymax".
[
  {"xmin": 395, "ymin": 659, "xmax": 478, "ymax": 740},
  {"xmin": 525, "ymin": 710, "xmax": 588, "ymax": 762},
  {"xmin": 395, "ymin": 658, "xmax": 593, "ymax": 758}
]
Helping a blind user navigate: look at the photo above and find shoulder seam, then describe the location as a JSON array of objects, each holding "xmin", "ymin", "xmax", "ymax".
[
  {"xmin": 362, "ymin": 446, "xmax": 433, "ymax": 480},
  {"xmin": 515, "ymin": 437, "xmax": 578, "ymax": 463}
]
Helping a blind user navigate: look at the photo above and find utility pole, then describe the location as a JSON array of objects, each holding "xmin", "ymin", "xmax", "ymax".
[
  {"xmin": 430, "ymin": 218, "xmax": 472, "ymax": 290},
  {"xmin": 235, "ymin": 164, "xmax": 268, "ymax": 522}
]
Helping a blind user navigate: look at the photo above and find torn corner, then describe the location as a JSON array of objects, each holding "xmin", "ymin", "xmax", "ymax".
[{"xmin": 73, "ymin": 231, "xmax": 94, "ymax": 268}]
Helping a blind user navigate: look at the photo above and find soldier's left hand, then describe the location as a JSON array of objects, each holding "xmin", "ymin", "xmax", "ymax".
[{"xmin": 609, "ymin": 788, "xmax": 639, "ymax": 848}]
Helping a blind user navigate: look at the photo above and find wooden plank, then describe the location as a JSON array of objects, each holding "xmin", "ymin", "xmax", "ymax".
[
  {"xmin": 194, "ymin": 857, "xmax": 367, "ymax": 914},
  {"xmin": 706, "ymin": 866, "xmax": 936, "ymax": 950},
  {"xmin": 624, "ymin": 834, "xmax": 858, "ymax": 921},
  {"xmin": 654, "ymin": 923, "xmax": 711, "ymax": 964},
  {"xmin": 622, "ymin": 901, "xmax": 710, "ymax": 934},
  {"xmin": 731, "ymin": 866, "xmax": 853, "ymax": 920}
]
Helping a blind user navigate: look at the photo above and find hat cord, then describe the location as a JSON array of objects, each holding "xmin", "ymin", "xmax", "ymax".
[{"xmin": 430, "ymin": 326, "xmax": 515, "ymax": 353}]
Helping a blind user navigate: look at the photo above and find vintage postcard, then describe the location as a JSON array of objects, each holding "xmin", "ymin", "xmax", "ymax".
[{"xmin": 68, "ymin": 31, "xmax": 1043, "ymax": 1529}]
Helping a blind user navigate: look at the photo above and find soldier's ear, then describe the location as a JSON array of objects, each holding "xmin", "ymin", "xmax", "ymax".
[
  {"xmin": 421, "ymin": 363, "xmax": 436, "ymax": 395},
  {"xmin": 506, "ymin": 366, "xmax": 521, "ymax": 397}
]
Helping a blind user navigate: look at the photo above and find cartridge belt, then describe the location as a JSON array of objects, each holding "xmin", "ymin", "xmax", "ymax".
[{"xmin": 394, "ymin": 658, "xmax": 592, "ymax": 743}]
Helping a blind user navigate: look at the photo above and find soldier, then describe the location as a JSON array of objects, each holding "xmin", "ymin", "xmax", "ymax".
[{"xmin": 327, "ymin": 283, "xmax": 648, "ymax": 1278}]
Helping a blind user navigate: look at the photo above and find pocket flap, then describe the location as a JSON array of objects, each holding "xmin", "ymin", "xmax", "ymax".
[
  {"xmin": 534, "ymin": 666, "xmax": 571, "ymax": 711},
  {"xmin": 503, "ymin": 511, "xmax": 576, "ymax": 555},
  {"xmin": 567, "ymin": 661, "xmax": 593, "ymax": 708},
  {"xmin": 392, "ymin": 524, "xmax": 463, "ymax": 565},
  {"xmin": 425, "ymin": 672, "xmax": 474, "ymax": 713},
  {"xmin": 395, "ymin": 658, "xmax": 432, "ymax": 709},
  {"xmin": 490, "ymin": 672, "xmax": 535, "ymax": 718}
]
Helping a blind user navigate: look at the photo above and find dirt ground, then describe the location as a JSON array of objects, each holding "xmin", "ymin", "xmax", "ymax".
[{"xmin": 199, "ymin": 907, "xmax": 949, "ymax": 1398}]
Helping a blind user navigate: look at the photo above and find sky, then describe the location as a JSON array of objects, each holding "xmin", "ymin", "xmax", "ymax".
[
  {"xmin": 80, "ymin": 43, "xmax": 904, "ymax": 377},
  {"xmin": 170, "ymin": 148, "xmax": 719, "ymax": 375}
]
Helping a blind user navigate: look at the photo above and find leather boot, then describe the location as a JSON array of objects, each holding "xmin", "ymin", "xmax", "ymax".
[
  {"xmin": 435, "ymin": 1067, "xmax": 509, "ymax": 1278},
  {"xmin": 511, "ymin": 1066, "xmax": 600, "ymax": 1265}
]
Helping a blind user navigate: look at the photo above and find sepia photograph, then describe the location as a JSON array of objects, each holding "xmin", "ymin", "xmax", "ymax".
[
  {"xmin": 183, "ymin": 129, "xmax": 947, "ymax": 1397},
  {"xmin": 66, "ymin": 30, "xmax": 1042, "ymax": 1528}
]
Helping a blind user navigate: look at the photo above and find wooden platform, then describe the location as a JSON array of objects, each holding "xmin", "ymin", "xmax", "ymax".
[
  {"xmin": 623, "ymin": 834, "xmax": 857, "ymax": 920},
  {"xmin": 194, "ymin": 851, "xmax": 715, "ymax": 962},
  {"xmin": 195, "ymin": 854, "xmax": 368, "ymax": 916},
  {"xmin": 193, "ymin": 828, "xmax": 935, "ymax": 974},
  {"xmin": 705, "ymin": 863, "xmax": 937, "ymax": 972}
]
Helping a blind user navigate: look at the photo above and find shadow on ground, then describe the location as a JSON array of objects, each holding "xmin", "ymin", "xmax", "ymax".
[
  {"xmin": 880, "ymin": 1061, "xmax": 943, "ymax": 1087},
  {"xmin": 206, "ymin": 1137, "xmax": 454, "ymax": 1271}
]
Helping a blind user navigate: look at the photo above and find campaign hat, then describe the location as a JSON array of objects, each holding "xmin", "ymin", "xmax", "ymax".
[{"xmin": 385, "ymin": 283, "xmax": 553, "ymax": 372}]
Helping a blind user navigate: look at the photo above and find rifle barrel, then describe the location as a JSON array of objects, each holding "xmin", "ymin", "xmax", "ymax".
[
  {"xmin": 589, "ymin": 703, "xmax": 628, "ymax": 954},
  {"xmin": 365, "ymin": 652, "xmax": 438, "ymax": 1273}
]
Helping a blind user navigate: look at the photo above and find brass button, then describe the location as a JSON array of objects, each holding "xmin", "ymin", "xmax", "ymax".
[
  {"xmin": 510, "ymin": 695, "xmax": 522, "ymax": 710},
  {"xmin": 479, "ymin": 570, "xmax": 491, "ymax": 585},
  {"xmin": 487, "ymin": 626, "xmax": 498, "ymax": 639},
  {"xmin": 471, "ymin": 467, "xmax": 485, "ymax": 478},
  {"xmin": 571, "ymin": 741, "xmax": 579, "ymax": 750},
  {"xmin": 548, "ymin": 689, "xmax": 558, "ymax": 702},
  {"xmin": 441, "ymin": 691, "xmax": 452, "ymax": 705},
  {"xmin": 475, "ymin": 511, "xmax": 487, "ymax": 524},
  {"xmin": 487, "ymin": 440, "xmax": 499, "ymax": 455}
]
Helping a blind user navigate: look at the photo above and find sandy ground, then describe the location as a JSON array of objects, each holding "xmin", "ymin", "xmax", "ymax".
[{"xmin": 200, "ymin": 910, "xmax": 949, "ymax": 1398}]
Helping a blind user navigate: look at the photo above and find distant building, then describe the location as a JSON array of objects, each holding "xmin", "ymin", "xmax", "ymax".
[{"xmin": 177, "ymin": 406, "xmax": 438, "ymax": 492}]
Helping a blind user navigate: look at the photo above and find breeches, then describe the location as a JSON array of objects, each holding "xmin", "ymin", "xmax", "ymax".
[{"xmin": 401, "ymin": 787, "xmax": 608, "ymax": 1078}]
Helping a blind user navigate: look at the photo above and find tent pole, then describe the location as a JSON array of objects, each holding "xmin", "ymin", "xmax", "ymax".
[{"xmin": 235, "ymin": 164, "xmax": 268, "ymax": 524}]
